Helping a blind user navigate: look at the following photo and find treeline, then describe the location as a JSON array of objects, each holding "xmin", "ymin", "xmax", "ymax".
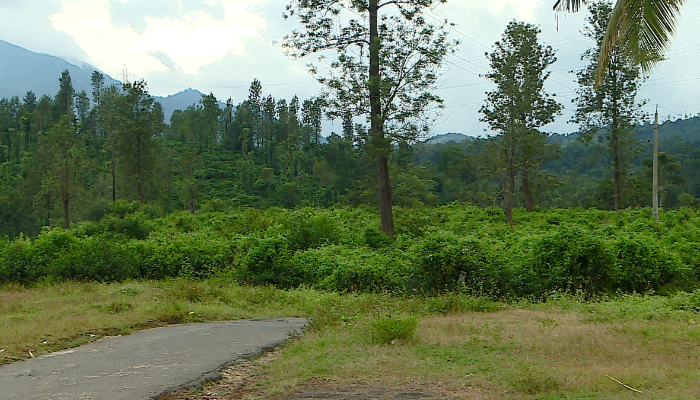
[{"xmin": 2, "ymin": 69, "xmax": 700, "ymax": 238}]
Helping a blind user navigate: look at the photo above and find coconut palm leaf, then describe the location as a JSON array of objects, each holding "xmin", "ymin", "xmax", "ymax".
[
  {"xmin": 554, "ymin": 0, "xmax": 685, "ymax": 86},
  {"xmin": 553, "ymin": 0, "xmax": 586, "ymax": 12},
  {"xmin": 597, "ymin": 0, "xmax": 685, "ymax": 84}
]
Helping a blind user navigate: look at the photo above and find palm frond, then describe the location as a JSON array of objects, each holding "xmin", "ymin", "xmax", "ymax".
[
  {"xmin": 553, "ymin": 0, "xmax": 586, "ymax": 12},
  {"xmin": 596, "ymin": 0, "xmax": 686, "ymax": 85}
]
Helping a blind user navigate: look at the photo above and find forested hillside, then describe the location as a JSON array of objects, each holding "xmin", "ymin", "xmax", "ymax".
[{"xmin": 1, "ymin": 69, "xmax": 700, "ymax": 238}]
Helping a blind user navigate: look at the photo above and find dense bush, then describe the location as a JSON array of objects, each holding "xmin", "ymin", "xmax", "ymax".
[
  {"xmin": 412, "ymin": 233, "xmax": 500, "ymax": 294},
  {"xmin": 1, "ymin": 205, "xmax": 699, "ymax": 297},
  {"xmin": 528, "ymin": 226, "xmax": 614, "ymax": 295}
]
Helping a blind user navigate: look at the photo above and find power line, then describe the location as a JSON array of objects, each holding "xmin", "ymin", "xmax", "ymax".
[
  {"xmin": 425, "ymin": 10, "xmax": 492, "ymax": 50},
  {"xmin": 147, "ymin": 80, "xmax": 318, "ymax": 90},
  {"xmin": 437, "ymin": 81, "xmax": 489, "ymax": 90}
]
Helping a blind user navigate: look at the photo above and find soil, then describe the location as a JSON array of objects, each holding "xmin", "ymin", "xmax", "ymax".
[{"xmin": 157, "ymin": 351, "xmax": 445, "ymax": 400}]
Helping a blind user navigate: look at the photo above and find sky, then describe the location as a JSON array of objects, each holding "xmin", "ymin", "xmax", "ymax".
[{"xmin": 1, "ymin": 0, "xmax": 699, "ymax": 137}]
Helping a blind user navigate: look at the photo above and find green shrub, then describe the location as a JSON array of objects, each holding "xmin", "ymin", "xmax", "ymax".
[
  {"xmin": 370, "ymin": 315, "xmax": 419, "ymax": 344},
  {"xmin": 285, "ymin": 210, "xmax": 339, "ymax": 251},
  {"xmin": 0, "ymin": 234, "xmax": 36, "ymax": 284},
  {"xmin": 613, "ymin": 236, "xmax": 661, "ymax": 292},
  {"xmin": 293, "ymin": 246, "xmax": 407, "ymax": 293},
  {"xmin": 411, "ymin": 233, "xmax": 498, "ymax": 295},
  {"xmin": 528, "ymin": 225, "xmax": 614, "ymax": 295},
  {"xmin": 241, "ymin": 236, "xmax": 299, "ymax": 287},
  {"xmin": 363, "ymin": 226, "xmax": 392, "ymax": 249},
  {"xmin": 135, "ymin": 232, "xmax": 239, "ymax": 280},
  {"xmin": 99, "ymin": 212, "xmax": 154, "ymax": 239},
  {"xmin": 51, "ymin": 237, "xmax": 138, "ymax": 282}
]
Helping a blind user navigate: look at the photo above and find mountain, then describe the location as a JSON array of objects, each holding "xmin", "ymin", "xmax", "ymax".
[
  {"xmin": 0, "ymin": 39, "xmax": 121, "ymax": 100},
  {"xmin": 0, "ymin": 40, "xmax": 224, "ymax": 123},
  {"xmin": 423, "ymin": 132, "xmax": 470, "ymax": 145},
  {"xmin": 157, "ymin": 88, "xmax": 227, "ymax": 123}
]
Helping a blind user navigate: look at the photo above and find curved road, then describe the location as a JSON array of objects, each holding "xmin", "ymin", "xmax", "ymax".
[{"xmin": 0, "ymin": 318, "xmax": 307, "ymax": 400}]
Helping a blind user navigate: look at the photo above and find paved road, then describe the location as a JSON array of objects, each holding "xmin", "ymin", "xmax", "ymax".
[{"xmin": 0, "ymin": 318, "xmax": 306, "ymax": 400}]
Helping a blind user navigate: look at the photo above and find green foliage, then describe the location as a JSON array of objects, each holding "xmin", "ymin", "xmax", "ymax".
[
  {"xmin": 285, "ymin": 209, "xmax": 339, "ymax": 251},
  {"xmin": 528, "ymin": 225, "xmax": 614, "ymax": 295},
  {"xmin": 370, "ymin": 315, "xmax": 418, "ymax": 345},
  {"xmin": 363, "ymin": 226, "xmax": 393, "ymax": 249},
  {"xmin": 1, "ymin": 205, "xmax": 700, "ymax": 298},
  {"xmin": 412, "ymin": 233, "xmax": 499, "ymax": 294},
  {"xmin": 241, "ymin": 236, "xmax": 298, "ymax": 287},
  {"xmin": 51, "ymin": 237, "xmax": 138, "ymax": 282},
  {"xmin": 293, "ymin": 245, "xmax": 407, "ymax": 293}
]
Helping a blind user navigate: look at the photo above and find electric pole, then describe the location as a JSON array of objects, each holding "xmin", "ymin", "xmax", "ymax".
[{"xmin": 653, "ymin": 105, "xmax": 659, "ymax": 221}]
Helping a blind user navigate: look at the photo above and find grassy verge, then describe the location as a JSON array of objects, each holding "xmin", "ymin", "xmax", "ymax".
[{"xmin": 3, "ymin": 280, "xmax": 700, "ymax": 399}]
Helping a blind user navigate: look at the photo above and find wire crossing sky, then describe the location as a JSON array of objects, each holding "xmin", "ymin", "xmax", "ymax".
[{"xmin": 1, "ymin": 0, "xmax": 698, "ymax": 136}]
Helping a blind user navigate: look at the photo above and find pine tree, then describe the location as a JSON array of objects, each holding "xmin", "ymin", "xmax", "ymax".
[{"xmin": 480, "ymin": 21, "xmax": 562, "ymax": 224}]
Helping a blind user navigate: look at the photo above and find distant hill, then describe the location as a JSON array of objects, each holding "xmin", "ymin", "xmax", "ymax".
[
  {"xmin": 0, "ymin": 39, "xmax": 121, "ymax": 101},
  {"xmin": 0, "ymin": 40, "xmax": 224, "ymax": 124},
  {"xmin": 158, "ymin": 88, "xmax": 227, "ymax": 123},
  {"xmin": 423, "ymin": 132, "xmax": 470, "ymax": 145}
]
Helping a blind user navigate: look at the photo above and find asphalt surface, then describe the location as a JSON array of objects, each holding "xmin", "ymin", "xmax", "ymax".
[{"xmin": 0, "ymin": 318, "xmax": 307, "ymax": 400}]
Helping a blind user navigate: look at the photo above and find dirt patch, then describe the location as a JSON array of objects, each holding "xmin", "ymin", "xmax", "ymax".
[
  {"xmin": 281, "ymin": 384, "xmax": 444, "ymax": 399},
  {"xmin": 157, "ymin": 350, "xmax": 279, "ymax": 400},
  {"xmin": 158, "ymin": 352, "xmax": 445, "ymax": 400}
]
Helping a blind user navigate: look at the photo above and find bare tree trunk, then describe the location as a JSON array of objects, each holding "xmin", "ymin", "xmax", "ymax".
[
  {"xmin": 522, "ymin": 169, "xmax": 534, "ymax": 212},
  {"xmin": 506, "ymin": 153, "xmax": 514, "ymax": 226},
  {"xmin": 137, "ymin": 136, "xmax": 144, "ymax": 201},
  {"xmin": 612, "ymin": 128, "xmax": 621, "ymax": 211},
  {"xmin": 63, "ymin": 157, "xmax": 70, "ymax": 228},
  {"xmin": 63, "ymin": 196, "xmax": 70, "ymax": 229},
  {"xmin": 653, "ymin": 108, "xmax": 659, "ymax": 220},
  {"xmin": 610, "ymin": 66, "xmax": 621, "ymax": 212},
  {"xmin": 111, "ymin": 147, "xmax": 116, "ymax": 202},
  {"xmin": 369, "ymin": 0, "xmax": 394, "ymax": 239},
  {"xmin": 377, "ymin": 154, "xmax": 394, "ymax": 237},
  {"xmin": 189, "ymin": 186, "xmax": 195, "ymax": 215},
  {"xmin": 46, "ymin": 192, "xmax": 51, "ymax": 226}
]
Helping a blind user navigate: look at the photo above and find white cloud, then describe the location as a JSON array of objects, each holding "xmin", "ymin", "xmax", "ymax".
[{"xmin": 50, "ymin": 0, "xmax": 266, "ymax": 77}]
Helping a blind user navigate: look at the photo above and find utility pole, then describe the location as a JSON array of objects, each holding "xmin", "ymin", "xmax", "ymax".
[{"xmin": 653, "ymin": 105, "xmax": 659, "ymax": 222}]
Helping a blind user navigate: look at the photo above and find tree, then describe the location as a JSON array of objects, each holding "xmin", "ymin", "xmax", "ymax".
[
  {"xmin": 553, "ymin": 0, "xmax": 685, "ymax": 85},
  {"xmin": 38, "ymin": 115, "xmax": 85, "ymax": 228},
  {"xmin": 53, "ymin": 70, "xmax": 75, "ymax": 123},
  {"xmin": 199, "ymin": 93, "xmax": 220, "ymax": 150},
  {"xmin": 572, "ymin": 1, "xmax": 646, "ymax": 211},
  {"xmin": 99, "ymin": 85, "xmax": 122, "ymax": 202},
  {"xmin": 642, "ymin": 152, "xmax": 684, "ymax": 209},
  {"xmin": 91, "ymin": 71, "xmax": 105, "ymax": 110},
  {"xmin": 116, "ymin": 80, "xmax": 163, "ymax": 201},
  {"xmin": 480, "ymin": 21, "xmax": 562, "ymax": 224},
  {"xmin": 75, "ymin": 90, "xmax": 90, "ymax": 128},
  {"xmin": 283, "ymin": 0, "xmax": 455, "ymax": 238}
]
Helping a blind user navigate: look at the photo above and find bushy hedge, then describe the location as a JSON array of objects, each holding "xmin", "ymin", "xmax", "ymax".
[{"xmin": 1, "ymin": 204, "xmax": 699, "ymax": 297}]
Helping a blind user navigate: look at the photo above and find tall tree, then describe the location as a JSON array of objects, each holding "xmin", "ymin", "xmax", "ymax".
[
  {"xmin": 283, "ymin": 0, "xmax": 454, "ymax": 238},
  {"xmin": 553, "ymin": 0, "xmax": 685, "ymax": 85},
  {"xmin": 480, "ymin": 21, "xmax": 562, "ymax": 224},
  {"xmin": 38, "ymin": 115, "xmax": 85, "ymax": 228},
  {"xmin": 116, "ymin": 80, "xmax": 163, "ymax": 201},
  {"xmin": 200, "ymin": 93, "xmax": 220, "ymax": 149},
  {"xmin": 75, "ymin": 90, "xmax": 90, "ymax": 128},
  {"xmin": 91, "ymin": 71, "xmax": 105, "ymax": 109},
  {"xmin": 572, "ymin": 1, "xmax": 646, "ymax": 211},
  {"xmin": 99, "ymin": 86, "xmax": 122, "ymax": 202},
  {"xmin": 53, "ymin": 70, "xmax": 75, "ymax": 123}
]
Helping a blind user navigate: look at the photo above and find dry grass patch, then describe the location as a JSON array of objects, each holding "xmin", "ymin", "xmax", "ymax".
[{"xmin": 248, "ymin": 309, "xmax": 700, "ymax": 399}]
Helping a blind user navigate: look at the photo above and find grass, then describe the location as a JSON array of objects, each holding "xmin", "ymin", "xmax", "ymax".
[{"xmin": 3, "ymin": 279, "xmax": 700, "ymax": 399}]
